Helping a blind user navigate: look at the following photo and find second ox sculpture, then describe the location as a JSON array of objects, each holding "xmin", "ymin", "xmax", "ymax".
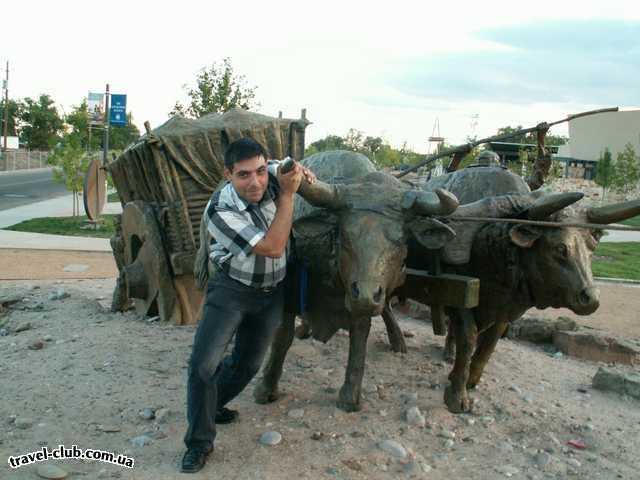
[{"xmin": 387, "ymin": 162, "xmax": 640, "ymax": 412}]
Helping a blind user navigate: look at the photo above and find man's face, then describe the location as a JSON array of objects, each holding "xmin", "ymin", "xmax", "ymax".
[{"xmin": 224, "ymin": 155, "xmax": 269, "ymax": 204}]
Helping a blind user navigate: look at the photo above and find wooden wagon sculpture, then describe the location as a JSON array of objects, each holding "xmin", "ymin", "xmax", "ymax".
[{"xmin": 108, "ymin": 108, "xmax": 310, "ymax": 325}]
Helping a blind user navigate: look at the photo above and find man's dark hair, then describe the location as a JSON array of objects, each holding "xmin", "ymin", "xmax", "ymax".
[{"xmin": 224, "ymin": 138, "xmax": 268, "ymax": 170}]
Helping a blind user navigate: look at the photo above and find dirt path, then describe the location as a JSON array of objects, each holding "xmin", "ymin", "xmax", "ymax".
[
  {"xmin": 1, "ymin": 279, "xmax": 638, "ymax": 480},
  {"xmin": 0, "ymin": 249, "xmax": 117, "ymax": 280}
]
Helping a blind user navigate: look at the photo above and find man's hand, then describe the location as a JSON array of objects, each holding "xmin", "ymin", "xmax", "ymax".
[
  {"xmin": 277, "ymin": 162, "xmax": 304, "ymax": 196},
  {"xmin": 300, "ymin": 166, "xmax": 316, "ymax": 185}
]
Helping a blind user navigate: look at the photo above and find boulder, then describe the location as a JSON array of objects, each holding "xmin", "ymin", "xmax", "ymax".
[
  {"xmin": 553, "ymin": 330, "xmax": 640, "ymax": 365},
  {"xmin": 593, "ymin": 367, "xmax": 640, "ymax": 399}
]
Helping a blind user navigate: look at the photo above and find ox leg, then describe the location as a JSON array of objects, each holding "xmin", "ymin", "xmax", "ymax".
[
  {"xmin": 444, "ymin": 309, "xmax": 477, "ymax": 414},
  {"xmin": 467, "ymin": 321, "xmax": 508, "ymax": 389},
  {"xmin": 254, "ymin": 311, "xmax": 296, "ymax": 404},
  {"xmin": 443, "ymin": 318, "xmax": 455, "ymax": 363},
  {"xmin": 382, "ymin": 303, "xmax": 407, "ymax": 353},
  {"xmin": 337, "ymin": 317, "xmax": 371, "ymax": 412}
]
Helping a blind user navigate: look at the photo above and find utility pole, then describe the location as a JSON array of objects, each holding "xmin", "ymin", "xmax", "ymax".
[
  {"xmin": 3, "ymin": 61, "xmax": 9, "ymax": 152},
  {"xmin": 102, "ymin": 83, "xmax": 110, "ymax": 166}
]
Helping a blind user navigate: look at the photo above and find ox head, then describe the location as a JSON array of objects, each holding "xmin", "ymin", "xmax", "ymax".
[
  {"xmin": 508, "ymin": 195, "xmax": 640, "ymax": 315},
  {"xmin": 299, "ymin": 175, "xmax": 458, "ymax": 316}
]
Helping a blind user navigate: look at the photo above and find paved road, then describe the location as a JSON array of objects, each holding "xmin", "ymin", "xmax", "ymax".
[{"xmin": 0, "ymin": 168, "xmax": 69, "ymax": 211}]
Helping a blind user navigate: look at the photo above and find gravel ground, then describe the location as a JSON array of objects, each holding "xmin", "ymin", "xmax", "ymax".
[{"xmin": 1, "ymin": 278, "xmax": 639, "ymax": 480}]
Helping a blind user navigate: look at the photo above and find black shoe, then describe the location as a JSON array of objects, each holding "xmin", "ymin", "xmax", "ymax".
[
  {"xmin": 215, "ymin": 407, "xmax": 239, "ymax": 424},
  {"xmin": 181, "ymin": 446, "xmax": 212, "ymax": 473}
]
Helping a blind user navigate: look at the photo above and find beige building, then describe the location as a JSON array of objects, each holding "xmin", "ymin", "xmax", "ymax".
[{"xmin": 556, "ymin": 109, "xmax": 640, "ymax": 179}]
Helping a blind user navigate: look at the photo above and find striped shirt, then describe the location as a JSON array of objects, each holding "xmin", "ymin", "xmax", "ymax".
[{"xmin": 205, "ymin": 161, "xmax": 287, "ymax": 288}]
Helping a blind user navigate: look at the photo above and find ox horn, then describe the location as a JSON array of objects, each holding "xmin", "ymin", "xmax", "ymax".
[
  {"xmin": 402, "ymin": 188, "xmax": 459, "ymax": 216},
  {"xmin": 527, "ymin": 192, "xmax": 584, "ymax": 220},
  {"xmin": 297, "ymin": 178, "xmax": 346, "ymax": 209},
  {"xmin": 586, "ymin": 199, "xmax": 640, "ymax": 224}
]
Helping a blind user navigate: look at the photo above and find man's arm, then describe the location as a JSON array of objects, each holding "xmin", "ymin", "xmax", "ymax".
[{"xmin": 253, "ymin": 163, "xmax": 303, "ymax": 258}]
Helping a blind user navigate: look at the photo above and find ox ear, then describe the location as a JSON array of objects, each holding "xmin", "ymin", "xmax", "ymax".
[
  {"xmin": 509, "ymin": 224, "xmax": 543, "ymax": 248},
  {"xmin": 408, "ymin": 217, "xmax": 456, "ymax": 250}
]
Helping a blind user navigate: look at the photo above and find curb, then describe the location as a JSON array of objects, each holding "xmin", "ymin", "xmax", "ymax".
[{"xmin": 595, "ymin": 276, "xmax": 640, "ymax": 286}]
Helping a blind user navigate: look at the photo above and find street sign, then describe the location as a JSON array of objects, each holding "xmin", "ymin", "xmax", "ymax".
[
  {"xmin": 110, "ymin": 94, "xmax": 127, "ymax": 126},
  {"xmin": 88, "ymin": 92, "xmax": 105, "ymax": 125}
]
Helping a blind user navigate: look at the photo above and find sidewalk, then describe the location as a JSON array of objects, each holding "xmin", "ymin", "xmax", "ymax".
[{"xmin": 0, "ymin": 194, "xmax": 122, "ymax": 251}]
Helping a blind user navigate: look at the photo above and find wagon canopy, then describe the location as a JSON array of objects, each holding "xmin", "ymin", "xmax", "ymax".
[{"xmin": 109, "ymin": 108, "xmax": 309, "ymax": 207}]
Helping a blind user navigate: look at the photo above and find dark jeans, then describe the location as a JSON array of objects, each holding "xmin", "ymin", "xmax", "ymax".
[{"xmin": 184, "ymin": 273, "xmax": 284, "ymax": 450}]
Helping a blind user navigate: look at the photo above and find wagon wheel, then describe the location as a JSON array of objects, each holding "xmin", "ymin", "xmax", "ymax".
[{"xmin": 121, "ymin": 201, "xmax": 179, "ymax": 322}]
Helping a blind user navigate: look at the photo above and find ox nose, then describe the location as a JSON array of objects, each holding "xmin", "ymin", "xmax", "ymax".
[
  {"xmin": 576, "ymin": 286, "xmax": 600, "ymax": 314},
  {"xmin": 373, "ymin": 286, "xmax": 384, "ymax": 304},
  {"xmin": 351, "ymin": 282, "xmax": 384, "ymax": 304},
  {"xmin": 351, "ymin": 282, "xmax": 360, "ymax": 299}
]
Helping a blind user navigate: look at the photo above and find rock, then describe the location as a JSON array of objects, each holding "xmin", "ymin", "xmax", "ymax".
[
  {"xmin": 325, "ymin": 467, "xmax": 338, "ymax": 475},
  {"xmin": 287, "ymin": 408, "xmax": 305, "ymax": 419},
  {"xmin": 130, "ymin": 435, "xmax": 152, "ymax": 447},
  {"xmin": 48, "ymin": 289, "xmax": 70, "ymax": 301},
  {"xmin": 593, "ymin": 367, "xmax": 640, "ymax": 400},
  {"xmin": 96, "ymin": 299, "xmax": 112, "ymax": 313},
  {"xmin": 29, "ymin": 340, "xmax": 45, "ymax": 350},
  {"xmin": 311, "ymin": 431, "xmax": 324, "ymax": 440},
  {"xmin": 155, "ymin": 408, "xmax": 170, "ymax": 423},
  {"xmin": 406, "ymin": 406, "xmax": 426, "ymax": 427},
  {"xmin": 401, "ymin": 392, "xmax": 419, "ymax": 406},
  {"xmin": 378, "ymin": 439, "xmax": 407, "ymax": 459},
  {"xmin": 498, "ymin": 441, "xmax": 514, "ymax": 453},
  {"xmin": 420, "ymin": 462, "xmax": 433, "ymax": 473},
  {"xmin": 438, "ymin": 429, "xmax": 456, "ymax": 439},
  {"xmin": 566, "ymin": 458, "xmax": 581, "ymax": 468},
  {"xmin": 507, "ymin": 316, "xmax": 577, "ymax": 343},
  {"xmin": 14, "ymin": 322, "xmax": 32, "ymax": 333},
  {"xmin": 98, "ymin": 425, "xmax": 121, "ymax": 433},
  {"xmin": 341, "ymin": 458, "xmax": 363, "ymax": 471},
  {"xmin": 15, "ymin": 417, "xmax": 34, "ymax": 429},
  {"xmin": 36, "ymin": 464, "xmax": 68, "ymax": 479},
  {"xmin": 554, "ymin": 330, "xmax": 640, "ymax": 365},
  {"xmin": 259, "ymin": 431, "xmax": 282, "ymax": 446},
  {"xmin": 509, "ymin": 385, "xmax": 523, "ymax": 395},
  {"xmin": 43, "ymin": 335, "xmax": 53, "ymax": 342},
  {"xmin": 139, "ymin": 408, "xmax": 155, "ymax": 420},
  {"xmin": 523, "ymin": 394, "xmax": 534, "ymax": 404},
  {"xmin": 534, "ymin": 451, "xmax": 553, "ymax": 469},
  {"xmin": 443, "ymin": 439, "xmax": 455, "ymax": 448},
  {"xmin": 0, "ymin": 328, "xmax": 8, "ymax": 336},
  {"xmin": 496, "ymin": 465, "xmax": 519, "ymax": 477}
]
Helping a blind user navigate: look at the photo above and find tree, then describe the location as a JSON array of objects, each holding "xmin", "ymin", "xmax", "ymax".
[
  {"xmin": 612, "ymin": 143, "xmax": 640, "ymax": 195},
  {"xmin": 19, "ymin": 94, "xmax": 64, "ymax": 149},
  {"xmin": 109, "ymin": 113, "xmax": 141, "ymax": 150},
  {"xmin": 171, "ymin": 58, "xmax": 258, "ymax": 118},
  {"xmin": 363, "ymin": 136, "xmax": 383, "ymax": 162},
  {"xmin": 305, "ymin": 135, "xmax": 347, "ymax": 156},
  {"xmin": 496, "ymin": 125, "xmax": 567, "ymax": 146},
  {"xmin": 47, "ymin": 136, "xmax": 91, "ymax": 216},
  {"xmin": 595, "ymin": 148, "xmax": 615, "ymax": 202},
  {"xmin": 0, "ymin": 99, "xmax": 21, "ymax": 137}
]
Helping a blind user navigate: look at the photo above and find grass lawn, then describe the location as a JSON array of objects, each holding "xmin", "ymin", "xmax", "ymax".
[
  {"xmin": 5, "ymin": 214, "xmax": 117, "ymax": 239},
  {"xmin": 592, "ymin": 242, "xmax": 640, "ymax": 281},
  {"xmin": 621, "ymin": 215, "xmax": 640, "ymax": 227}
]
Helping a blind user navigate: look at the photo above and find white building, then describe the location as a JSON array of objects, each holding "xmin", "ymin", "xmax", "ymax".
[{"xmin": 556, "ymin": 109, "xmax": 640, "ymax": 179}]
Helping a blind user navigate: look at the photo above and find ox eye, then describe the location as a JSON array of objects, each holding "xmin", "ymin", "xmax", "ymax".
[{"xmin": 556, "ymin": 244, "xmax": 568, "ymax": 259}]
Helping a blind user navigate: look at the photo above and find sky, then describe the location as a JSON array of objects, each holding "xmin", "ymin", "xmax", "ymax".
[{"xmin": 1, "ymin": 1, "xmax": 639, "ymax": 153}]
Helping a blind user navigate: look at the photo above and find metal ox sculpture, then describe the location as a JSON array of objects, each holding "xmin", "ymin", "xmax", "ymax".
[
  {"xmin": 389, "ymin": 163, "xmax": 640, "ymax": 413},
  {"xmin": 252, "ymin": 151, "xmax": 459, "ymax": 412}
]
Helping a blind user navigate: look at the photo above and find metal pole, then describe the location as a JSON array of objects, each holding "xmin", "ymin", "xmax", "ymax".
[
  {"xmin": 103, "ymin": 84, "xmax": 110, "ymax": 166},
  {"xmin": 3, "ymin": 61, "xmax": 9, "ymax": 153}
]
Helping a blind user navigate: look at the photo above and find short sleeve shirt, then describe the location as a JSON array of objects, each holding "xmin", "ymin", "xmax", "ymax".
[{"xmin": 205, "ymin": 161, "xmax": 287, "ymax": 288}]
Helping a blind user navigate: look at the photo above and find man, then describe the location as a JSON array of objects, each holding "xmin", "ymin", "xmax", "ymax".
[{"xmin": 181, "ymin": 138, "xmax": 315, "ymax": 473}]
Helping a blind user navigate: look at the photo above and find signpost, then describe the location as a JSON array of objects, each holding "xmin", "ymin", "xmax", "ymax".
[{"xmin": 110, "ymin": 94, "xmax": 127, "ymax": 126}]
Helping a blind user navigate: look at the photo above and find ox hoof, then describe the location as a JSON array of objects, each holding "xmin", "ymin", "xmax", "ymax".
[
  {"xmin": 444, "ymin": 385, "xmax": 471, "ymax": 414},
  {"xmin": 337, "ymin": 385, "xmax": 362, "ymax": 412},
  {"xmin": 253, "ymin": 383, "xmax": 280, "ymax": 404},
  {"xmin": 336, "ymin": 400, "xmax": 361, "ymax": 413}
]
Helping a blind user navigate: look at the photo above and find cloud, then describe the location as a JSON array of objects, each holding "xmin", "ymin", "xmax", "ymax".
[{"xmin": 374, "ymin": 19, "xmax": 640, "ymax": 107}]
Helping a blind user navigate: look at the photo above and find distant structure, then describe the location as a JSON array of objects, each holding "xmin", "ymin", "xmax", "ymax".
[
  {"xmin": 555, "ymin": 109, "xmax": 640, "ymax": 180},
  {"xmin": 427, "ymin": 117, "xmax": 445, "ymax": 177}
]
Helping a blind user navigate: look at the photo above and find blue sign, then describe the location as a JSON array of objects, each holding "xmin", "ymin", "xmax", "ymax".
[{"xmin": 110, "ymin": 94, "xmax": 127, "ymax": 126}]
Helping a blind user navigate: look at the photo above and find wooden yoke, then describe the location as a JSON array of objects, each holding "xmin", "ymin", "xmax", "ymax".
[{"xmin": 404, "ymin": 256, "xmax": 480, "ymax": 336}]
